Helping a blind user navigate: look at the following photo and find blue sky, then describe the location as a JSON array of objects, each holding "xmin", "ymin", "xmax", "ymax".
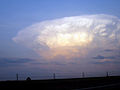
[{"xmin": 0, "ymin": 0, "xmax": 120, "ymax": 80}]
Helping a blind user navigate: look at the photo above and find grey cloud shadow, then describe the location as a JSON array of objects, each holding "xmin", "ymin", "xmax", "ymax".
[
  {"xmin": 104, "ymin": 49, "xmax": 114, "ymax": 52},
  {"xmin": 93, "ymin": 61, "xmax": 120, "ymax": 64},
  {"xmin": 93, "ymin": 55, "xmax": 116, "ymax": 59}
]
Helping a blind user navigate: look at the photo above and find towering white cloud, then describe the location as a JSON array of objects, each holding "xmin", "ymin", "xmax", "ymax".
[{"xmin": 13, "ymin": 14, "xmax": 120, "ymax": 60}]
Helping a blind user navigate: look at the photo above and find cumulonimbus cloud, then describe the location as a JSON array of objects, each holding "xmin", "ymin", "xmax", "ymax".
[{"xmin": 13, "ymin": 14, "xmax": 120, "ymax": 60}]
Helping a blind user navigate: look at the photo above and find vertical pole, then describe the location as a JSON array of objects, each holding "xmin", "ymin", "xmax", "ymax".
[
  {"xmin": 53, "ymin": 73, "xmax": 55, "ymax": 79},
  {"xmin": 82, "ymin": 72, "xmax": 85, "ymax": 78},
  {"xmin": 106, "ymin": 72, "xmax": 109, "ymax": 77},
  {"xmin": 16, "ymin": 73, "xmax": 18, "ymax": 81}
]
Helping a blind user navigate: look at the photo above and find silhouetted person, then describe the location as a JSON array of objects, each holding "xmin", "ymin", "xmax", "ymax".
[{"xmin": 26, "ymin": 77, "xmax": 31, "ymax": 81}]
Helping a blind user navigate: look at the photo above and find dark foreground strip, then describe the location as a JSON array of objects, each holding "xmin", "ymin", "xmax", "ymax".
[{"xmin": 75, "ymin": 83, "xmax": 120, "ymax": 90}]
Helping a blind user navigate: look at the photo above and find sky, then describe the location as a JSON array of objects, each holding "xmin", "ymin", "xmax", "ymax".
[{"xmin": 0, "ymin": 0, "xmax": 120, "ymax": 80}]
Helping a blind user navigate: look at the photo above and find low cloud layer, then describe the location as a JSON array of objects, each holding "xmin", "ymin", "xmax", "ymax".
[
  {"xmin": 0, "ymin": 57, "xmax": 33, "ymax": 67},
  {"xmin": 13, "ymin": 14, "xmax": 120, "ymax": 60}
]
